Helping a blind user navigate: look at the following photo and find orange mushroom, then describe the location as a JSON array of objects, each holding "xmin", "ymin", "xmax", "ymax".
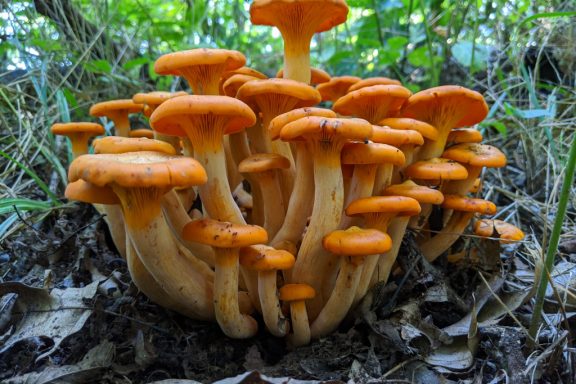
[
  {"xmin": 311, "ymin": 227, "xmax": 391, "ymax": 338},
  {"xmin": 239, "ymin": 244, "xmax": 295, "ymax": 337},
  {"xmin": 276, "ymin": 67, "xmax": 331, "ymax": 86},
  {"xmin": 154, "ymin": 48, "xmax": 246, "ymax": 95},
  {"xmin": 89, "ymin": 99, "xmax": 143, "ymax": 137},
  {"xmin": 50, "ymin": 122, "xmax": 105, "ymax": 159},
  {"xmin": 250, "ymin": 0, "xmax": 348, "ymax": 83},
  {"xmin": 474, "ymin": 219, "xmax": 525, "ymax": 244},
  {"xmin": 317, "ymin": 75, "xmax": 361, "ymax": 103},
  {"xmin": 183, "ymin": 218, "xmax": 268, "ymax": 338},
  {"xmin": 421, "ymin": 194, "xmax": 497, "ymax": 261},
  {"xmin": 279, "ymin": 283, "xmax": 316, "ymax": 347},
  {"xmin": 347, "ymin": 76, "xmax": 402, "ymax": 92},
  {"xmin": 401, "ymin": 85, "xmax": 488, "ymax": 160}
]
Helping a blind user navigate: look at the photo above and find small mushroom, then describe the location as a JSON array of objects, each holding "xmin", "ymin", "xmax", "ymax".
[
  {"xmin": 279, "ymin": 283, "xmax": 316, "ymax": 347},
  {"xmin": 50, "ymin": 122, "xmax": 105, "ymax": 159}
]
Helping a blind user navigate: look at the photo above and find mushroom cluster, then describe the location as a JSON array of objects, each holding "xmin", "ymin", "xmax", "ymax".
[{"xmin": 51, "ymin": 0, "xmax": 524, "ymax": 346}]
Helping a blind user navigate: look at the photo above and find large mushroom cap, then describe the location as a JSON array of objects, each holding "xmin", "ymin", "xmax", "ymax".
[
  {"xmin": 341, "ymin": 142, "xmax": 405, "ymax": 166},
  {"xmin": 68, "ymin": 151, "xmax": 207, "ymax": 189},
  {"xmin": 382, "ymin": 180, "xmax": 444, "ymax": 205},
  {"xmin": 442, "ymin": 143, "xmax": 507, "ymax": 168},
  {"xmin": 65, "ymin": 179, "xmax": 119, "ymax": 205},
  {"xmin": 51, "ymin": 122, "xmax": 105, "ymax": 136},
  {"xmin": 154, "ymin": 48, "xmax": 246, "ymax": 76},
  {"xmin": 401, "ymin": 85, "xmax": 488, "ymax": 129},
  {"xmin": 378, "ymin": 117, "xmax": 438, "ymax": 141},
  {"xmin": 89, "ymin": 99, "xmax": 143, "ymax": 117},
  {"xmin": 442, "ymin": 194, "xmax": 497, "ymax": 215},
  {"xmin": 333, "ymin": 85, "xmax": 412, "ymax": 123},
  {"xmin": 250, "ymin": 0, "xmax": 348, "ymax": 33},
  {"xmin": 323, "ymin": 226, "xmax": 392, "ymax": 256},
  {"xmin": 269, "ymin": 107, "xmax": 336, "ymax": 140},
  {"xmin": 182, "ymin": 218, "xmax": 268, "ymax": 248},
  {"xmin": 150, "ymin": 95, "xmax": 256, "ymax": 137},
  {"xmin": 346, "ymin": 196, "xmax": 421, "ymax": 218},
  {"xmin": 92, "ymin": 136, "xmax": 176, "ymax": 155},
  {"xmin": 405, "ymin": 158, "xmax": 468, "ymax": 181},
  {"xmin": 128, "ymin": 128, "xmax": 154, "ymax": 139},
  {"xmin": 239, "ymin": 244, "xmax": 295, "ymax": 271},
  {"xmin": 280, "ymin": 116, "xmax": 372, "ymax": 143}
]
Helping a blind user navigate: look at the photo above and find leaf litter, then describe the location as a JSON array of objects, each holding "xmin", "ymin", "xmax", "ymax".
[{"xmin": 0, "ymin": 201, "xmax": 574, "ymax": 383}]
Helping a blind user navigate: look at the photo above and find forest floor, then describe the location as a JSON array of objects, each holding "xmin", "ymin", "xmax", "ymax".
[{"xmin": 1, "ymin": 143, "xmax": 574, "ymax": 383}]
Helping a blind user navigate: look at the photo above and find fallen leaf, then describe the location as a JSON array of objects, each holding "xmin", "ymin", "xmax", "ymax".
[
  {"xmin": 0, "ymin": 280, "xmax": 98, "ymax": 361},
  {"xmin": 5, "ymin": 340, "xmax": 114, "ymax": 384}
]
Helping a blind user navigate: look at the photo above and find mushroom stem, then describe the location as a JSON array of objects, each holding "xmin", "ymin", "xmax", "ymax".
[
  {"xmin": 293, "ymin": 151, "xmax": 344, "ymax": 317},
  {"xmin": 125, "ymin": 236, "xmax": 203, "ymax": 318},
  {"xmin": 253, "ymin": 171, "xmax": 286, "ymax": 239},
  {"xmin": 421, "ymin": 212, "xmax": 474, "ymax": 261},
  {"xmin": 310, "ymin": 255, "xmax": 365, "ymax": 338},
  {"xmin": 116, "ymin": 189, "xmax": 215, "ymax": 320},
  {"xmin": 95, "ymin": 204, "xmax": 127, "ymax": 259},
  {"xmin": 161, "ymin": 189, "xmax": 216, "ymax": 267},
  {"xmin": 109, "ymin": 112, "xmax": 131, "ymax": 137},
  {"xmin": 367, "ymin": 216, "xmax": 410, "ymax": 290},
  {"xmin": 340, "ymin": 165, "xmax": 377, "ymax": 229},
  {"xmin": 288, "ymin": 300, "xmax": 311, "ymax": 347},
  {"xmin": 270, "ymin": 143, "xmax": 314, "ymax": 248},
  {"xmin": 283, "ymin": 37, "xmax": 312, "ymax": 84},
  {"xmin": 258, "ymin": 271, "xmax": 289, "ymax": 337},
  {"xmin": 213, "ymin": 247, "xmax": 259, "ymax": 338},
  {"xmin": 372, "ymin": 163, "xmax": 394, "ymax": 195}
]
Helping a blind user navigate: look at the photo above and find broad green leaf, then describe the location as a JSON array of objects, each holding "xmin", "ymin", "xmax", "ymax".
[
  {"xmin": 122, "ymin": 57, "xmax": 150, "ymax": 71},
  {"xmin": 407, "ymin": 45, "xmax": 430, "ymax": 67}
]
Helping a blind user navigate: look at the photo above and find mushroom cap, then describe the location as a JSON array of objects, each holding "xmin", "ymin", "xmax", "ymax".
[
  {"xmin": 280, "ymin": 116, "xmax": 372, "ymax": 143},
  {"xmin": 405, "ymin": 158, "xmax": 468, "ymax": 181},
  {"xmin": 150, "ymin": 95, "xmax": 256, "ymax": 137},
  {"xmin": 378, "ymin": 117, "xmax": 439, "ymax": 141},
  {"xmin": 239, "ymin": 244, "xmax": 295, "ymax": 271},
  {"xmin": 68, "ymin": 151, "xmax": 207, "ymax": 189},
  {"xmin": 236, "ymin": 78, "xmax": 321, "ymax": 110},
  {"xmin": 347, "ymin": 77, "xmax": 402, "ymax": 92},
  {"xmin": 333, "ymin": 85, "xmax": 412, "ymax": 123},
  {"xmin": 89, "ymin": 99, "xmax": 143, "ymax": 117},
  {"xmin": 382, "ymin": 180, "xmax": 444, "ymax": 205},
  {"xmin": 401, "ymin": 85, "xmax": 488, "ymax": 129},
  {"xmin": 346, "ymin": 196, "xmax": 421, "ymax": 218},
  {"xmin": 341, "ymin": 142, "xmax": 405, "ymax": 166},
  {"xmin": 323, "ymin": 226, "xmax": 392, "ymax": 256},
  {"xmin": 65, "ymin": 179, "xmax": 119, "ymax": 205},
  {"xmin": 222, "ymin": 66, "xmax": 267, "ymax": 82},
  {"xmin": 442, "ymin": 194, "xmax": 497, "ymax": 215},
  {"xmin": 182, "ymin": 218, "xmax": 268, "ymax": 248},
  {"xmin": 239, "ymin": 153, "xmax": 291, "ymax": 173},
  {"xmin": 371, "ymin": 125, "xmax": 424, "ymax": 147},
  {"xmin": 279, "ymin": 283, "xmax": 316, "ymax": 302},
  {"xmin": 447, "ymin": 128, "xmax": 483, "ymax": 144},
  {"xmin": 128, "ymin": 128, "xmax": 154, "ymax": 139},
  {"xmin": 442, "ymin": 143, "xmax": 507, "ymax": 168},
  {"xmin": 317, "ymin": 76, "xmax": 361, "ymax": 102},
  {"xmin": 132, "ymin": 91, "xmax": 188, "ymax": 107},
  {"xmin": 92, "ymin": 136, "xmax": 176, "ymax": 155},
  {"xmin": 474, "ymin": 219, "xmax": 525, "ymax": 243},
  {"xmin": 222, "ymin": 74, "xmax": 260, "ymax": 97},
  {"xmin": 250, "ymin": 0, "xmax": 348, "ymax": 33},
  {"xmin": 269, "ymin": 107, "xmax": 336, "ymax": 140},
  {"xmin": 51, "ymin": 122, "xmax": 105, "ymax": 136},
  {"xmin": 277, "ymin": 67, "xmax": 331, "ymax": 85},
  {"xmin": 154, "ymin": 48, "xmax": 246, "ymax": 76}
]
